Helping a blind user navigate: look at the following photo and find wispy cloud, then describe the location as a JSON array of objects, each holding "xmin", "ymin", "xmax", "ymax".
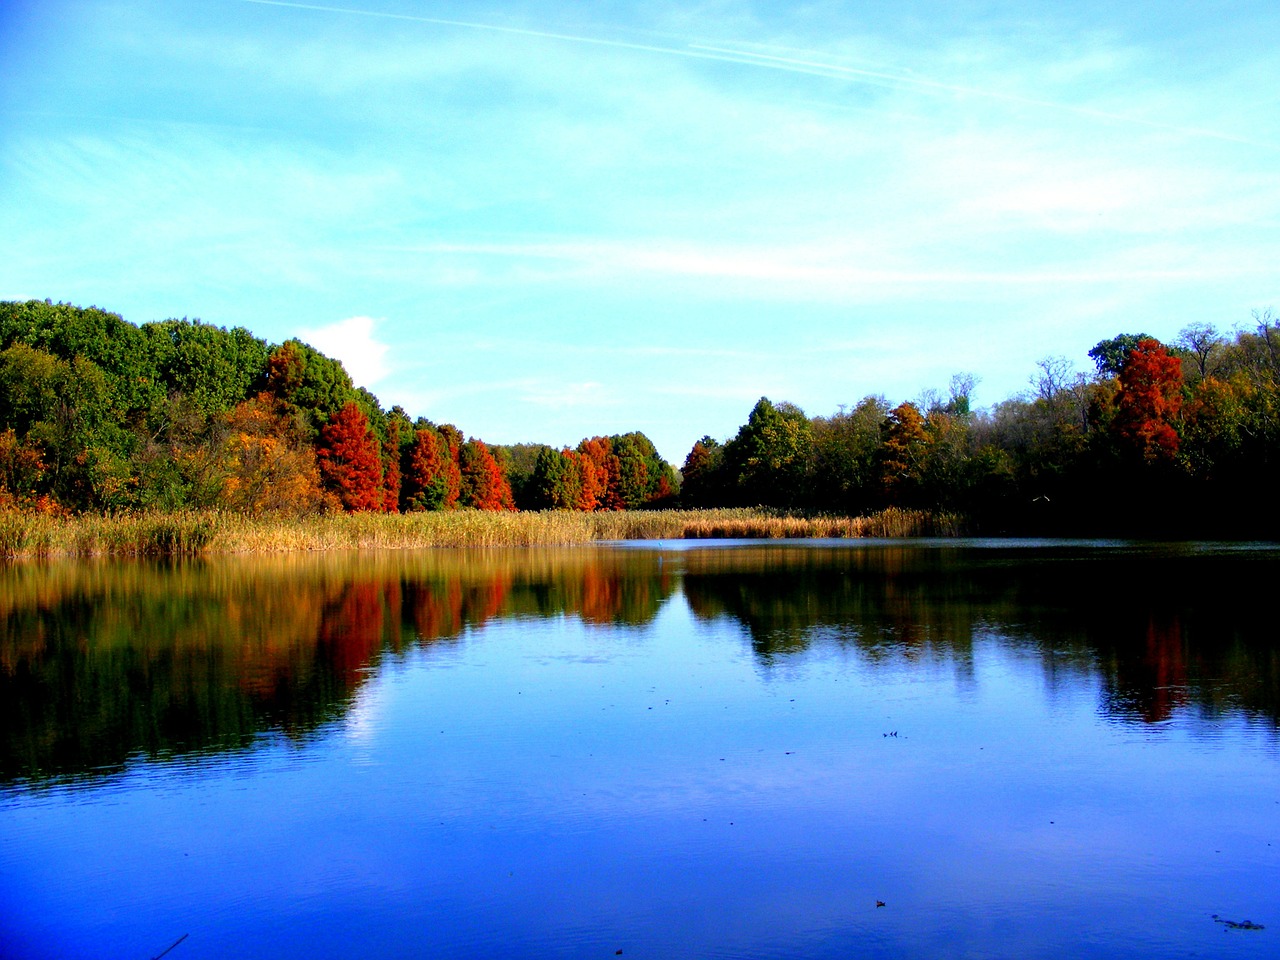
[
  {"xmin": 5, "ymin": 0, "xmax": 1279, "ymax": 459},
  {"xmin": 240, "ymin": 0, "xmax": 1276, "ymax": 149}
]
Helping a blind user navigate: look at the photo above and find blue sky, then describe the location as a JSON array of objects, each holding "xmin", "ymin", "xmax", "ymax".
[{"xmin": 2, "ymin": 0, "xmax": 1278, "ymax": 461}]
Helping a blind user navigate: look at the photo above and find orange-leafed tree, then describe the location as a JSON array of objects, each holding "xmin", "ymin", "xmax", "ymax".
[
  {"xmin": 316, "ymin": 401, "xmax": 385, "ymax": 511},
  {"xmin": 459, "ymin": 438, "xmax": 515, "ymax": 511},
  {"xmin": 570, "ymin": 449, "xmax": 603, "ymax": 511},
  {"xmin": 1115, "ymin": 338, "xmax": 1183, "ymax": 463},
  {"xmin": 878, "ymin": 401, "xmax": 928, "ymax": 503},
  {"xmin": 216, "ymin": 395, "xmax": 336, "ymax": 514},
  {"xmin": 574, "ymin": 437, "xmax": 611, "ymax": 509},
  {"xmin": 578, "ymin": 436, "xmax": 625, "ymax": 510},
  {"xmin": 401, "ymin": 426, "xmax": 461, "ymax": 511}
]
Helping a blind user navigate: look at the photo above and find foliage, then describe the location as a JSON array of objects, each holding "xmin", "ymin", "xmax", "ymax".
[
  {"xmin": 264, "ymin": 340, "xmax": 358, "ymax": 438},
  {"xmin": 142, "ymin": 318, "xmax": 269, "ymax": 418},
  {"xmin": 680, "ymin": 436, "xmax": 726, "ymax": 508},
  {"xmin": 316, "ymin": 402, "xmax": 386, "ymax": 512},
  {"xmin": 1089, "ymin": 333, "xmax": 1155, "ymax": 378},
  {"xmin": 1114, "ymin": 338, "xmax": 1183, "ymax": 463},
  {"xmin": 458, "ymin": 439, "xmax": 515, "ymax": 511},
  {"xmin": 216, "ymin": 396, "xmax": 336, "ymax": 514},
  {"xmin": 7, "ymin": 297, "xmax": 1280, "ymax": 536},
  {"xmin": 401, "ymin": 426, "xmax": 461, "ymax": 511},
  {"xmin": 877, "ymin": 402, "xmax": 928, "ymax": 504},
  {"xmin": 722, "ymin": 398, "xmax": 812, "ymax": 508}
]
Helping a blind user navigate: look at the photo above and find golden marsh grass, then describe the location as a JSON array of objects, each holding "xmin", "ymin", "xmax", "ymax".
[{"xmin": 0, "ymin": 506, "xmax": 961, "ymax": 559}]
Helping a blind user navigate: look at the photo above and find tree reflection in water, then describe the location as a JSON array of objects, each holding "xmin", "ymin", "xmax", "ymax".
[{"xmin": 1, "ymin": 541, "xmax": 1275, "ymax": 784}]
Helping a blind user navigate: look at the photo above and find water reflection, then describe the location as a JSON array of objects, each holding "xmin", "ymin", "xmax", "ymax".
[
  {"xmin": 1, "ymin": 542, "xmax": 1276, "ymax": 786},
  {"xmin": 0, "ymin": 548, "xmax": 675, "ymax": 784},
  {"xmin": 681, "ymin": 542, "xmax": 1280, "ymax": 728}
]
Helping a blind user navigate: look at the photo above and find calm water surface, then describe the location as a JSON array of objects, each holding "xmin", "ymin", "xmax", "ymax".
[{"xmin": 1, "ymin": 540, "xmax": 1277, "ymax": 959}]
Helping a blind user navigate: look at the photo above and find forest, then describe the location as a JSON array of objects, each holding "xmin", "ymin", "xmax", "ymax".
[{"xmin": 1, "ymin": 298, "xmax": 1277, "ymax": 537}]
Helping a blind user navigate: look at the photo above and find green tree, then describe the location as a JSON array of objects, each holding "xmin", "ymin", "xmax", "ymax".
[
  {"xmin": 809, "ymin": 396, "xmax": 887, "ymax": 512},
  {"xmin": 680, "ymin": 436, "xmax": 727, "ymax": 508},
  {"xmin": 263, "ymin": 340, "xmax": 359, "ymax": 438},
  {"xmin": 1089, "ymin": 333, "xmax": 1154, "ymax": 378},
  {"xmin": 722, "ymin": 398, "xmax": 813, "ymax": 507},
  {"xmin": 142, "ymin": 318, "xmax": 269, "ymax": 418}
]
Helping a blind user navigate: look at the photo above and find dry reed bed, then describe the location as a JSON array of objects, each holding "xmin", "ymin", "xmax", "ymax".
[{"xmin": 0, "ymin": 506, "xmax": 960, "ymax": 559}]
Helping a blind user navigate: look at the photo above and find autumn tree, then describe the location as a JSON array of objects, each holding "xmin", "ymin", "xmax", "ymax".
[
  {"xmin": 215, "ymin": 395, "xmax": 335, "ymax": 514},
  {"xmin": 263, "ymin": 340, "xmax": 359, "ymax": 438},
  {"xmin": 458, "ymin": 438, "xmax": 515, "ymax": 511},
  {"xmin": 401, "ymin": 426, "xmax": 461, "ymax": 511},
  {"xmin": 878, "ymin": 402, "xmax": 928, "ymax": 504},
  {"xmin": 316, "ymin": 401, "xmax": 385, "ymax": 511},
  {"xmin": 1114, "ymin": 338, "xmax": 1183, "ymax": 463},
  {"xmin": 577, "ymin": 437, "xmax": 624, "ymax": 509}
]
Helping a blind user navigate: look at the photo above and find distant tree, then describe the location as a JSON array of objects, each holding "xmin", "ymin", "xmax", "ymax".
[
  {"xmin": 1114, "ymin": 339, "xmax": 1183, "ymax": 463},
  {"xmin": 216, "ymin": 395, "xmax": 336, "ymax": 514},
  {"xmin": 809, "ymin": 397, "xmax": 887, "ymax": 512},
  {"xmin": 458, "ymin": 439, "xmax": 515, "ymax": 511},
  {"xmin": 571, "ymin": 448, "xmax": 605, "ymax": 510},
  {"xmin": 680, "ymin": 436, "xmax": 727, "ymax": 508},
  {"xmin": 494, "ymin": 442, "xmax": 551, "ymax": 508},
  {"xmin": 529, "ymin": 446, "xmax": 582, "ymax": 510},
  {"xmin": 609, "ymin": 432, "xmax": 678, "ymax": 508},
  {"xmin": 0, "ymin": 427, "xmax": 47, "ymax": 507},
  {"xmin": 263, "ymin": 340, "xmax": 358, "ymax": 438},
  {"xmin": 878, "ymin": 402, "xmax": 927, "ymax": 503},
  {"xmin": 578, "ymin": 437, "xmax": 623, "ymax": 509},
  {"xmin": 0, "ymin": 299, "xmax": 161, "ymax": 417},
  {"xmin": 401, "ymin": 426, "xmax": 460, "ymax": 511},
  {"xmin": 142, "ymin": 318, "xmax": 268, "ymax": 418},
  {"xmin": 1089, "ymin": 333, "xmax": 1155, "ymax": 378},
  {"xmin": 316, "ymin": 401, "xmax": 385, "ymax": 511},
  {"xmin": 1175, "ymin": 323, "xmax": 1225, "ymax": 382},
  {"xmin": 722, "ymin": 398, "xmax": 813, "ymax": 507}
]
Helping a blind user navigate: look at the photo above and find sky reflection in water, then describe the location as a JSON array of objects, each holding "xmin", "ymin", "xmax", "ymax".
[{"xmin": 0, "ymin": 542, "xmax": 1277, "ymax": 959}]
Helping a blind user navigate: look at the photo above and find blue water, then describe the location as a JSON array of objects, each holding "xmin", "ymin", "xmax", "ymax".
[{"xmin": 1, "ymin": 542, "xmax": 1276, "ymax": 959}]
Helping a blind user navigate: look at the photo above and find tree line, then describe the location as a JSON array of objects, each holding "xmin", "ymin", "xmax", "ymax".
[
  {"xmin": 2, "ymin": 299, "xmax": 1277, "ymax": 535},
  {"xmin": 0, "ymin": 300, "xmax": 677, "ymax": 516},
  {"xmin": 679, "ymin": 318, "xmax": 1280, "ymax": 536}
]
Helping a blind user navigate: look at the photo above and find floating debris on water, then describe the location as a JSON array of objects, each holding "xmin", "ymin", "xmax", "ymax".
[{"xmin": 1212, "ymin": 915, "xmax": 1265, "ymax": 931}]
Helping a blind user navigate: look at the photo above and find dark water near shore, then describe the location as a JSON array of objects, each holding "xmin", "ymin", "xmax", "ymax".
[{"xmin": 1, "ymin": 540, "xmax": 1277, "ymax": 959}]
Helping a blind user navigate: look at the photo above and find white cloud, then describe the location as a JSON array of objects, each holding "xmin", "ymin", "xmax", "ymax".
[{"xmin": 296, "ymin": 315, "xmax": 390, "ymax": 388}]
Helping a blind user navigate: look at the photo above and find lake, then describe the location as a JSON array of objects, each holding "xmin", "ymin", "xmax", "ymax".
[{"xmin": 1, "ymin": 540, "xmax": 1276, "ymax": 959}]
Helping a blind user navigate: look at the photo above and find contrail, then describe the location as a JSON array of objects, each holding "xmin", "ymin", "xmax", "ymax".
[
  {"xmin": 691, "ymin": 44, "xmax": 1276, "ymax": 149},
  {"xmin": 239, "ymin": 0, "xmax": 1272, "ymax": 150},
  {"xmin": 237, "ymin": 0, "xmax": 750, "ymax": 63}
]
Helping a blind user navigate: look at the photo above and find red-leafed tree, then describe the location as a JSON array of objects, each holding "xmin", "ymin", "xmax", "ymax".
[
  {"xmin": 380, "ymin": 418, "xmax": 403, "ymax": 513},
  {"xmin": 1115, "ymin": 338, "xmax": 1183, "ymax": 463},
  {"xmin": 459, "ymin": 438, "xmax": 515, "ymax": 511},
  {"xmin": 578, "ymin": 436, "xmax": 624, "ymax": 510},
  {"xmin": 401, "ymin": 426, "xmax": 460, "ymax": 511},
  {"xmin": 316, "ymin": 401, "xmax": 385, "ymax": 511}
]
